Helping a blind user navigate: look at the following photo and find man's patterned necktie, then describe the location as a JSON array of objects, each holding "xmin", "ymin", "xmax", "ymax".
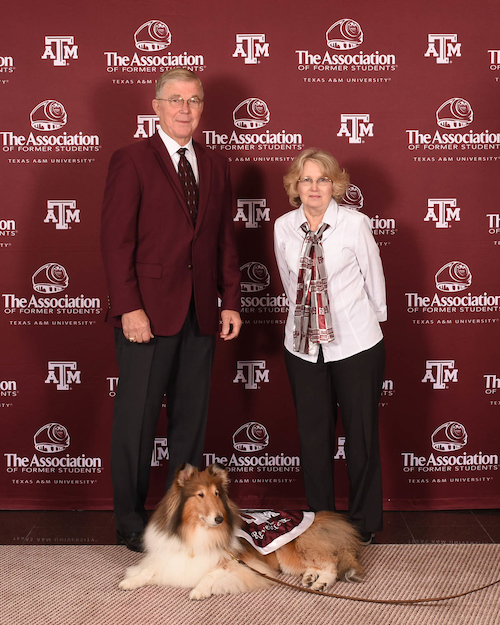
[{"xmin": 177, "ymin": 148, "xmax": 199, "ymax": 224}]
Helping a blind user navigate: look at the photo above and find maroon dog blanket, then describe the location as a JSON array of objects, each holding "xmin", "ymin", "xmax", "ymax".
[{"xmin": 237, "ymin": 510, "xmax": 315, "ymax": 555}]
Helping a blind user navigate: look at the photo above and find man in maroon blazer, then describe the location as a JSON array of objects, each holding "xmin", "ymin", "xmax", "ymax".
[{"xmin": 101, "ymin": 69, "xmax": 242, "ymax": 552}]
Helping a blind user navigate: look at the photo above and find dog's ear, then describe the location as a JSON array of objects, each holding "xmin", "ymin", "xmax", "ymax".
[
  {"xmin": 176, "ymin": 463, "xmax": 196, "ymax": 486},
  {"xmin": 208, "ymin": 463, "xmax": 229, "ymax": 487}
]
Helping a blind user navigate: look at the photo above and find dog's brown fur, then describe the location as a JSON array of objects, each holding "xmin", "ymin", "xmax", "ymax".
[
  {"xmin": 241, "ymin": 511, "xmax": 365, "ymax": 589},
  {"xmin": 119, "ymin": 464, "xmax": 364, "ymax": 599}
]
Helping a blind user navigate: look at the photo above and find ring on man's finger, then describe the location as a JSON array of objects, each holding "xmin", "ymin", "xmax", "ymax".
[{"xmin": 129, "ymin": 337, "xmax": 136, "ymax": 343}]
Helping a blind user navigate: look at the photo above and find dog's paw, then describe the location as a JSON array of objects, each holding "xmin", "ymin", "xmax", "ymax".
[
  {"xmin": 119, "ymin": 578, "xmax": 139, "ymax": 591},
  {"xmin": 301, "ymin": 570, "xmax": 319, "ymax": 588},
  {"xmin": 189, "ymin": 586, "xmax": 212, "ymax": 601},
  {"xmin": 310, "ymin": 572, "xmax": 335, "ymax": 592},
  {"xmin": 310, "ymin": 580, "xmax": 328, "ymax": 592},
  {"xmin": 118, "ymin": 566, "xmax": 155, "ymax": 590}
]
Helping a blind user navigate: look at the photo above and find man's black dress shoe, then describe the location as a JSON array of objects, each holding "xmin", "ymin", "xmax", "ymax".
[{"xmin": 116, "ymin": 530, "xmax": 144, "ymax": 553}]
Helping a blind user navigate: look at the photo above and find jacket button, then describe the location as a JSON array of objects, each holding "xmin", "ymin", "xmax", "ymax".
[{"xmin": 187, "ymin": 264, "xmax": 193, "ymax": 270}]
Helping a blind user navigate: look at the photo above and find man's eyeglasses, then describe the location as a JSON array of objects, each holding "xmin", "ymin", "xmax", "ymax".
[
  {"xmin": 297, "ymin": 177, "xmax": 332, "ymax": 187},
  {"xmin": 156, "ymin": 97, "xmax": 203, "ymax": 109}
]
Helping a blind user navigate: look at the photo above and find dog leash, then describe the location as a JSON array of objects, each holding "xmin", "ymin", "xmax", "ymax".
[{"xmin": 227, "ymin": 551, "xmax": 500, "ymax": 605}]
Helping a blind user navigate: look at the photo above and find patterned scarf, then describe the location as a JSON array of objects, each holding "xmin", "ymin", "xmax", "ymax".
[{"xmin": 293, "ymin": 222, "xmax": 335, "ymax": 355}]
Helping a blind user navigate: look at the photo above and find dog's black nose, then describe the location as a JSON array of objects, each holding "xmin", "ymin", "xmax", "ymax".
[{"xmin": 215, "ymin": 516, "xmax": 223, "ymax": 525}]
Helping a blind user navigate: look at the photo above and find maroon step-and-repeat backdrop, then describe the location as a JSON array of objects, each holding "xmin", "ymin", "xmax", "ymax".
[{"xmin": 1, "ymin": 0, "xmax": 499, "ymax": 511}]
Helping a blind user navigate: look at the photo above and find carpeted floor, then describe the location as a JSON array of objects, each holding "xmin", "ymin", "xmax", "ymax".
[{"xmin": 2, "ymin": 544, "xmax": 499, "ymax": 625}]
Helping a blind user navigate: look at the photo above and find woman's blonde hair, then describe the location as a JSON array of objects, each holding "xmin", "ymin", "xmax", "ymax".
[{"xmin": 283, "ymin": 148, "xmax": 349, "ymax": 207}]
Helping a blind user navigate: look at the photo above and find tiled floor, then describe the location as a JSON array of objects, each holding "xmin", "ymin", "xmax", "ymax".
[{"xmin": 1, "ymin": 509, "xmax": 499, "ymax": 546}]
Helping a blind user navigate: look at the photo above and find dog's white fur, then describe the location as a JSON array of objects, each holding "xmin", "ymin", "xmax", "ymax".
[{"xmin": 119, "ymin": 464, "xmax": 364, "ymax": 600}]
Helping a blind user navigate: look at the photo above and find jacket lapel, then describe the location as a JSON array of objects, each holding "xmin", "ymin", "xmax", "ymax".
[
  {"xmin": 149, "ymin": 133, "xmax": 193, "ymax": 226},
  {"xmin": 193, "ymin": 140, "xmax": 211, "ymax": 231}
]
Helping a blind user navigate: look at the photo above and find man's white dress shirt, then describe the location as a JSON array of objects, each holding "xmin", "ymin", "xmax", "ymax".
[{"xmin": 158, "ymin": 126, "xmax": 199, "ymax": 183}]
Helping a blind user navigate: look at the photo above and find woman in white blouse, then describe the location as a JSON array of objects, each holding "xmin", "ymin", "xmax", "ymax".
[{"xmin": 274, "ymin": 148, "xmax": 387, "ymax": 544}]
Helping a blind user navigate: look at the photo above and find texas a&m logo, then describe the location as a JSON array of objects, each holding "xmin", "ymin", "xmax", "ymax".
[
  {"xmin": 424, "ymin": 34, "xmax": 461, "ymax": 64},
  {"xmin": 233, "ymin": 34, "xmax": 269, "ymax": 64},
  {"xmin": 424, "ymin": 198, "xmax": 460, "ymax": 229},
  {"xmin": 151, "ymin": 438, "xmax": 169, "ymax": 466},
  {"xmin": 45, "ymin": 361, "xmax": 81, "ymax": 391},
  {"xmin": 337, "ymin": 114, "xmax": 373, "ymax": 144},
  {"xmin": 422, "ymin": 360, "xmax": 458, "ymax": 390},
  {"xmin": 233, "ymin": 360, "xmax": 269, "ymax": 389},
  {"xmin": 41, "ymin": 36, "xmax": 79, "ymax": 66},
  {"xmin": 44, "ymin": 200, "xmax": 80, "ymax": 230},
  {"xmin": 234, "ymin": 199, "xmax": 270, "ymax": 229},
  {"xmin": 134, "ymin": 115, "xmax": 159, "ymax": 139}
]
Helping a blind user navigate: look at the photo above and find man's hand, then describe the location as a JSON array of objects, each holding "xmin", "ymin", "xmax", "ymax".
[
  {"xmin": 122, "ymin": 309, "xmax": 154, "ymax": 344},
  {"xmin": 220, "ymin": 309, "xmax": 242, "ymax": 341}
]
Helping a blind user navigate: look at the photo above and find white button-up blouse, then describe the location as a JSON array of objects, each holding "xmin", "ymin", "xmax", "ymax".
[{"xmin": 274, "ymin": 199, "xmax": 387, "ymax": 363}]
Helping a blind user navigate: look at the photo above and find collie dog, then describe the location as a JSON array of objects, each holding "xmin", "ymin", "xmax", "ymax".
[{"xmin": 119, "ymin": 464, "xmax": 364, "ymax": 600}]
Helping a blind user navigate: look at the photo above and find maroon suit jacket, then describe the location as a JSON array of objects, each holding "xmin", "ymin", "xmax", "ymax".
[{"xmin": 101, "ymin": 133, "xmax": 241, "ymax": 336}]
